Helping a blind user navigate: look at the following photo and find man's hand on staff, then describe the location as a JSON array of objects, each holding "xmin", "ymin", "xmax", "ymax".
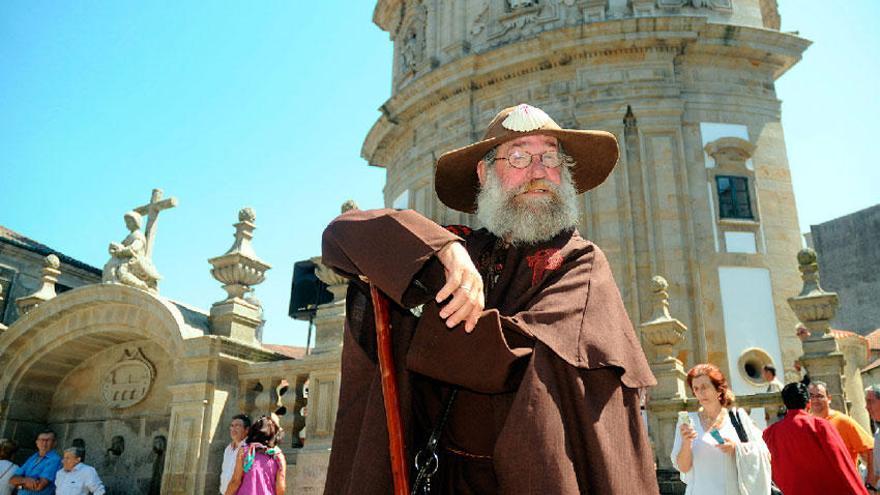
[{"xmin": 436, "ymin": 242, "xmax": 485, "ymax": 333}]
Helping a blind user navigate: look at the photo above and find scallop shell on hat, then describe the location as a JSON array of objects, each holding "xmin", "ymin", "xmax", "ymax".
[{"xmin": 501, "ymin": 104, "xmax": 552, "ymax": 132}]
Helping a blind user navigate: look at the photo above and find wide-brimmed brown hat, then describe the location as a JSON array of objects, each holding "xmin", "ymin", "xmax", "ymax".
[{"xmin": 435, "ymin": 104, "xmax": 619, "ymax": 213}]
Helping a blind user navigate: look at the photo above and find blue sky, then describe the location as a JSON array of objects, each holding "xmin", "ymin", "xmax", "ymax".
[{"xmin": 3, "ymin": 1, "xmax": 878, "ymax": 348}]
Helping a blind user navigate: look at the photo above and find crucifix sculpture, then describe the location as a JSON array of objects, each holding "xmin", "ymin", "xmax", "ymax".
[
  {"xmin": 102, "ymin": 189, "xmax": 178, "ymax": 293},
  {"xmin": 134, "ymin": 189, "xmax": 179, "ymax": 259}
]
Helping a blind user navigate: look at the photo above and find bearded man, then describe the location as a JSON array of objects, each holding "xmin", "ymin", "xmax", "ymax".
[{"xmin": 321, "ymin": 104, "xmax": 659, "ymax": 494}]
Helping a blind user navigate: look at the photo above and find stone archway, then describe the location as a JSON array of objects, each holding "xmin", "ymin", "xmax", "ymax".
[{"xmin": 0, "ymin": 283, "xmax": 196, "ymax": 493}]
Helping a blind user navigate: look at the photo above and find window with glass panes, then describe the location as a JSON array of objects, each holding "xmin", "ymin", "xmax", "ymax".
[{"xmin": 715, "ymin": 175, "xmax": 753, "ymax": 220}]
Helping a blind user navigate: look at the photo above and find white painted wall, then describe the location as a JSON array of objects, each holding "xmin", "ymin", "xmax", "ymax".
[
  {"xmin": 718, "ymin": 266, "xmax": 783, "ymax": 395},
  {"xmin": 724, "ymin": 231, "xmax": 757, "ymax": 254},
  {"xmin": 707, "ymin": 182, "xmax": 721, "ymax": 252}
]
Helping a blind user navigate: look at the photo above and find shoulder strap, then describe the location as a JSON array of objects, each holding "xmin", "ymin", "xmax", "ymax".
[{"xmin": 729, "ymin": 409, "xmax": 749, "ymax": 442}]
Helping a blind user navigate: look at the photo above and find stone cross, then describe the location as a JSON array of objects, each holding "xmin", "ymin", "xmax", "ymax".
[{"xmin": 133, "ymin": 189, "xmax": 178, "ymax": 259}]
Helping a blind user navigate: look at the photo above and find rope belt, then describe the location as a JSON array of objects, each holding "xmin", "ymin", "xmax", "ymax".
[{"xmin": 444, "ymin": 446, "xmax": 493, "ymax": 460}]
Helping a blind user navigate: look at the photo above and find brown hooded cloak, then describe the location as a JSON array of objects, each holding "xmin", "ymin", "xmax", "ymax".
[{"xmin": 321, "ymin": 208, "xmax": 659, "ymax": 495}]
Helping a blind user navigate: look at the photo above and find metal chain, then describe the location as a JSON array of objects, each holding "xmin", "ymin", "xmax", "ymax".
[{"xmin": 411, "ymin": 388, "xmax": 458, "ymax": 495}]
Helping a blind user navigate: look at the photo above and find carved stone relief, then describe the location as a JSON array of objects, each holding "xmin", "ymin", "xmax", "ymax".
[
  {"xmin": 509, "ymin": 0, "xmax": 539, "ymax": 8},
  {"xmin": 398, "ymin": 3, "xmax": 428, "ymax": 76},
  {"xmin": 471, "ymin": 0, "xmax": 564, "ymax": 48},
  {"xmin": 707, "ymin": 0, "xmax": 733, "ymax": 11},
  {"xmin": 148, "ymin": 435, "xmax": 166, "ymax": 495},
  {"xmin": 470, "ymin": 0, "xmax": 491, "ymax": 36},
  {"xmin": 101, "ymin": 347, "xmax": 156, "ymax": 409},
  {"xmin": 656, "ymin": 0, "xmax": 732, "ymax": 11},
  {"xmin": 657, "ymin": 0, "xmax": 686, "ymax": 7}
]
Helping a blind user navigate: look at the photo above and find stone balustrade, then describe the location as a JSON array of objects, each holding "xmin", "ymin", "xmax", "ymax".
[{"xmin": 237, "ymin": 338, "xmax": 342, "ymax": 492}]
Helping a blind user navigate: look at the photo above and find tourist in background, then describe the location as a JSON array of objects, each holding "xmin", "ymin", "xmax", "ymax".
[
  {"xmin": 8, "ymin": 429, "xmax": 62, "ymax": 495},
  {"xmin": 54, "ymin": 446, "xmax": 105, "ymax": 495},
  {"xmin": 864, "ymin": 385, "xmax": 880, "ymax": 492},
  {"xmin": 671, "ymin": 363, "xmax": 771, "ymax": 494},
  {"xmin": 220, "ymin": 414, "xmax": 251, "ymax": 494},
  {"xmin": 809, "ymin": 381, "xmax": 874, "ymax": 474},
  {"xmin": 764, "ymin": 382, "xmax": 867, "ymax": 494},
  {"xmin": 0, "ymin": 439, "xmax": 18, "ymax": 495},
  {"xmin": 762, "ymin": 365, "xmax": 784, "ymax": 426},
  {"xmin": 224, "ymin": 414, "xmax": 286, "ymax": 495}
]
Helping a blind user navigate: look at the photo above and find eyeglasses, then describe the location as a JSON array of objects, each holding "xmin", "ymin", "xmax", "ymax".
[{"xmin": 496, "ymin": 150, "xmax": 562, "ymax": 169}]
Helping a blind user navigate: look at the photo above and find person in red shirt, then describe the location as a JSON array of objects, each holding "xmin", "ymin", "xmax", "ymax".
[{"xmin": 763, "ymin": 382, "xmax": 868, "ymax": 495}]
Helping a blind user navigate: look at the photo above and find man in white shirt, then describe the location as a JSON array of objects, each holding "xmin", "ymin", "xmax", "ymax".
[
  {"xmin": 54, "ymin": 447, "xmax": 105, "ymax": 495},
  {"xmin": 220, "ymin": 414, "xmax": 251, "ymax": 494},
  {"xmin": 763, "ymin": 364, "xmax": 785, "ymax": 425}
]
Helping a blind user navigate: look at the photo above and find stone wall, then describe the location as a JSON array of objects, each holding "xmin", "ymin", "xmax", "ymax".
[
  {"xmin": 0, "ymin": 234, "xmax": 101, "ymax": 326},
  {"xmin": 811, "ymin": 204, "xmax": 880, "ymax": 335},
  {"xmin": 48, "ymin": 340, "xmax": 172, "ymax": 494}
]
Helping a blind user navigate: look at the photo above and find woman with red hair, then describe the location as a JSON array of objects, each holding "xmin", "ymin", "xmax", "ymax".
[{"xmin": 671, "ymin": 364, "xmax": 771, "ymax": 494}]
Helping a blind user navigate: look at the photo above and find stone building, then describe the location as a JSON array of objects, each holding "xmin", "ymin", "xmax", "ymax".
[
  {"xmin": 365, "ymin": 0, "xmax": 806, "ymax": 395},
  {"xmin": 807, "ymin": 203, "xmax": 880, "ymax": 335},
  {"xmin": 0, "ymin": 226, "xmax": 102, "ymax": 326},
  {"xmin": 0, "ymin": 192, "xmax": 342, "ymax": 494}
]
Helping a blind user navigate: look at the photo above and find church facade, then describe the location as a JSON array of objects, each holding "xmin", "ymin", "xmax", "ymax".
[{"xmin": 0, "ymin": 197, "xmax": 345, "ymax": 494}]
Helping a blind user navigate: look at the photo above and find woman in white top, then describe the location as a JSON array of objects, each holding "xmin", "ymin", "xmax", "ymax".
[
  {"xmin": 671, "ymin": 363, "xmax": 771, "ymax": 495},
  {"xmin": 0, "ymin": 438, "xmax": 18, "ymax": 495}
]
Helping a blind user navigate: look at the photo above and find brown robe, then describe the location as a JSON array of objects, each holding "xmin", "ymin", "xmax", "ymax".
[{"xmin": 321, "ymin": 208, "xmax": 659, "ymax": 495}]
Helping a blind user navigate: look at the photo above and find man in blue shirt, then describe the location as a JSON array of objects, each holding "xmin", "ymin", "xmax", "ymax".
[{"xmin": 8, "ymin": 429, "xmax": 62, "ymax": 494}]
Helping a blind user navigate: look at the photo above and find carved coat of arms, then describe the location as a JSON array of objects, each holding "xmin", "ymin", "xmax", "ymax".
[{"xmin": 101, "ymin": 348, "xmax": 156, "ymax": 409}]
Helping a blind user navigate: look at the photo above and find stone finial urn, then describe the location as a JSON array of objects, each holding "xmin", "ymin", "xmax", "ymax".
[
  {"xmin": 208, "ymin": 208, "xmax": 271, "ymax": 343},
  {"xmin": 788, "ymin": 248, "xmax": 846, "ymax": 411},
  {"xmin": 640, "ymin": 276, "xmax": 688, "ymax": 363},
  {"xmin": 16, "ymin": 254, "xmax": 61, "ymax": 315},
  {"xmin": 209, "ymin": 208, "xmax": 272, "ymax": 304},
  {"xmin": 640, "ymin": 274, "xmax": 689, "ymax": 473},
  {"xmin": 787, "ymin": 248, "xmax": 839, "ymax": 339}
]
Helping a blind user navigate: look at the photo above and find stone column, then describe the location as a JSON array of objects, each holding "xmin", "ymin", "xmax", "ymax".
[
  {"xmin": 787, "ymin": 248, "xmax": 848, "ymax": 412},
  {"xmin": 163, "ymin": 382, "xmax": 215, "ymax": 495},
  {"xmin": 208, "ymin": 208, "xmax": 271, "ymax": 345},
  {"xmin": 837, "ymin": 333, "xmax": 870, "ymax": 430},
  {"xmin": 292, "ymin": 362, "xmax": 340, "ymax": 491},
  {"xmin": 641, "ymin": 276, "xmax": 688, "ymax": 480},
  {"xmin": 162, "ymin": 338, "xmax": 235, "ymax": 495},
  {"xmin": 15, "ymin": 254, "xmax": 60, "ymax": 315},
  {"xmin": 309, "ymin": 256, "xmax": 348, "ymax": 355}
]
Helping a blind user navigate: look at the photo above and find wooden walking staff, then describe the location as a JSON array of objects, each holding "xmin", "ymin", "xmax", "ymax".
[{"xmin": 369, "ymin": 283, "xmax": 410, "ymax": 495}]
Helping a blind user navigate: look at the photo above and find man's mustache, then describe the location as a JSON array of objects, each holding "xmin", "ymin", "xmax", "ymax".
[{"xmin": 514, "ymin": 180, "xmax": 558, "ymax": 197}]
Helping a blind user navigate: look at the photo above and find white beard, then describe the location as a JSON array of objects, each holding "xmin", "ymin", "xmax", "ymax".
[{"xmin": 475, "ymin": 165, "xmax": 580, "ymax": 245}]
